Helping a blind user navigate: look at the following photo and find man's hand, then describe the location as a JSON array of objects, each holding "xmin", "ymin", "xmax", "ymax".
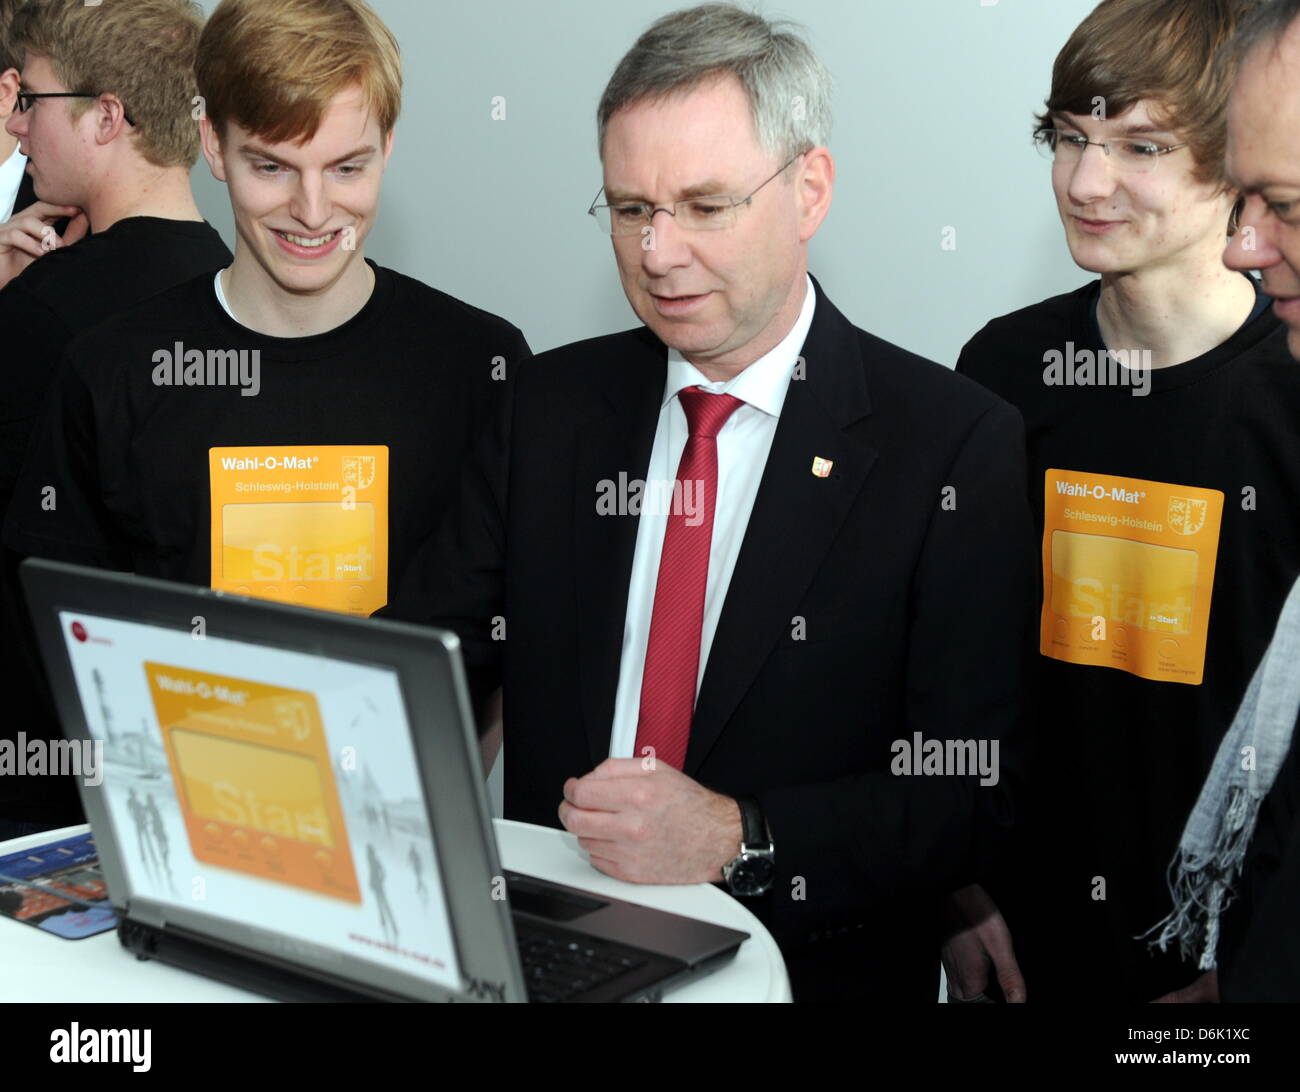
[
  {"xmin": 559, "ymin": 757, "xmax": 742, "ymax": 884},
  {"xmin": 941, "ymin": 884, "xmax": 1027, "ymax": 1002},
  {"xmin": 0, "ymin": 202, "xmax": 87, "ymax": 289},
  {"xmin": 1153, "ymin": 970, "xmax": 1219, "ymax": 1003}
]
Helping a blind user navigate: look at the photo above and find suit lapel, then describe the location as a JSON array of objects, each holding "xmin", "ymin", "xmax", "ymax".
[
  {"xmin": 574, "ymin": 329, "xmax": 665, "ymax": 768},
  {"xmin": 14, "ymin": 168, "xmax": 37, "ymax": 215},
  {"xmin": 685, "ymin": 286, "xmax": 877, "ymax": 774}
]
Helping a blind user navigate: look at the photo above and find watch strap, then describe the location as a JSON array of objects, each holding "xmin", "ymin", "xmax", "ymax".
[{"xmin": 734, "ymin": 794, "xmax": 770, "ymax": 849}]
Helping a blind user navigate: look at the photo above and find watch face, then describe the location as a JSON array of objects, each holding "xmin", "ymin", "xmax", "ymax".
[{"xmin": 730, "ymin": 852, "xmax": 775, "ymax": 896}]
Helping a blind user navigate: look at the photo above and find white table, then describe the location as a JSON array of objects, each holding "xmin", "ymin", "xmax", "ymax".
[{"xmin": 0, "ymin": 818, "xmax": 790, "ymax": 1003}]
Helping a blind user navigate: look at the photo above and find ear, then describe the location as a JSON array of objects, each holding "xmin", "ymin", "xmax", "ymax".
[
  {"xmin": 0, "ymin": 68, "xmax": 18, "ymax": 120},
  {"xmin": 199, "ymin": 116, "xmax": 227, "ymax": 183},
  {"xmin": 91, "ymin": 92, "xmax": 131, "ymax": 146},
  {"xmin": 796, "ymin": 146, "xmax": 834, "ymax": 243},
  {"xmin": 1224, "ymin": 188, "xmax": 1244, "ymax": 235},
  {"xmin": 381, "ymin": 127, "xmax": 394, "ymax": 170}
]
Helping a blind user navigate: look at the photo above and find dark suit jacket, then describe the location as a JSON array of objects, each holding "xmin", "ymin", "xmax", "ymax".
[
  {"xmin": 13, "ymin": 169, "xmax": 36, "ymax": 216},
  {"xmin": 388, "ymin": 278, "xmax": 1038, "ymax": 1000}
]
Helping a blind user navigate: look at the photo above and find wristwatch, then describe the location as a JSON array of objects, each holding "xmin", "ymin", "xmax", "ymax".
[{"xmin": 721, "ymin": 795, "xmax": 775, "ymax": 896}]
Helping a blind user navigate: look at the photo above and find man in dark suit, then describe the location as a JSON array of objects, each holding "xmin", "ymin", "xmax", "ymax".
[
  {"xmin": 0, "ymin": 0, "xmax": 22, "ymax": 222},
  {"xmin": 0, "ymin": 0, "xmax": 80, "ymax": 286},
  {"xmin": 388, "ymin": 3, "xmax": 1038, "ymax": 1002}
]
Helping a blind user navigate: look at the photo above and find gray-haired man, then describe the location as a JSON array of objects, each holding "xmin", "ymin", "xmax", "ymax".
[
  {"xmin": 389, "ymin": 2, "xmax": 1038, "ymax": 1001},
  {"xmin": 1146, "ymin": 0, "xmax": 1300, "ymax": 1003}
]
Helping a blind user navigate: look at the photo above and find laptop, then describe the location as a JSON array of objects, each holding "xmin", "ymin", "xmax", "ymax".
[{"xmin": 20, "ymin": 559, "xmax": 749, "ymax": 1003}]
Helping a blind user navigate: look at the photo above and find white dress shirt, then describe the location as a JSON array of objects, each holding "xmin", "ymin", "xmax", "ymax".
[
  {"xmin": 608, "ymin": 273, "xmax": 817, "ymax": 758},
  {"xmin": 0, "ymin": 145, "xmax": 29, "ymax": 223}
]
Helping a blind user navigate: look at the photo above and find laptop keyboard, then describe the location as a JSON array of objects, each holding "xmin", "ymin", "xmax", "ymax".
[{"xmin": 514, "ymin": 922, "xmax": 652, "ymax": 1003}]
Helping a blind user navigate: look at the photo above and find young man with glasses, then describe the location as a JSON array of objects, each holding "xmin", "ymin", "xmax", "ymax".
[
  {"xmin": 0, "ymin": 0, "xmax": 83, "ymax": 288},
  {"xmin": 951, "ymin": 0, "xmax": 1300, "ymax": 1003},
  {"xmin": 0, "ymin": 0, "xmax": 230, "ymax": 841},
  {"xmin": 387, "ymin": 3, "xmax": 1037, "ymax": 1003},
  {"xmin": 2, "ymin": 0, "xmax": 527, "ymax": 835},
  {"xmin": 0, "ymin": 0, "xmax": 230, "ymax": 443}
]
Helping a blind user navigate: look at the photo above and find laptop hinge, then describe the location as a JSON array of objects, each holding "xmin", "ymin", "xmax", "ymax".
[{"xmin": 125, "ymin": 897, "xmax": 167, "ymax": 930}]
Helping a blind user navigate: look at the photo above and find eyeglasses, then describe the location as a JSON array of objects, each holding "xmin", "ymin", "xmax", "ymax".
[
  {"xmin": 16, "ymin": 91, "xmax": 136, "ymax": 127},
  {"xmin": 588, "ymin": 152, "xmax": 806, "ymax": 235},
  {"xmin": 1034, "ymin": 128, "xmax": 1185, "ymax": 175}
]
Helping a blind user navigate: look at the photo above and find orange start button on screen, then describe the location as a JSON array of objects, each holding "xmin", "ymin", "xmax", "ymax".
[{"xmin": 145, "ymin": 663, "xmax": 360, "ymax": 902}]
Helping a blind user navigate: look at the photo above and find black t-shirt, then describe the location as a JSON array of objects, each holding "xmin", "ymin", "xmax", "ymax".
[
  {"xmin": 0, "ymin": 216, "xmax": 230, "ymax": 824},
  {"xmin": 956, "ymin": 277, "xmax": 1300, "ymax": 1001},
  {"xmin": 5, "ymin": 260, "xmax": 529, "ymax": 588},
  {"xmin": 0, "ymin": 216, "xmax": 232, "ymax": 497},
  {"xmin": 1, "ymin": 262, "xmax": 529, "ymax": 819}
]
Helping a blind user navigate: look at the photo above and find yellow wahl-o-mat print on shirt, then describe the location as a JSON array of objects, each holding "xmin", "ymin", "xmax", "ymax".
[
  {"xmin": 209, "ymin": 446, "xmax": 389, "ymax": 616},
  {"xmin": 1041, "ymin": 469, "xmax": 1224, "ymax": 685}
]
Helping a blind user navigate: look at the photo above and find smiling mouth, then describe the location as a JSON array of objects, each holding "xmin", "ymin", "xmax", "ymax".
[{"xmin": 274, "ymin": 230, "xmax": 340, "ymax": 248}]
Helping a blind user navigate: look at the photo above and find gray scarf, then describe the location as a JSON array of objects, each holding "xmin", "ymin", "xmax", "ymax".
[{"xmin": 1147, "ymin": 573, "xmax": 1300, "ymax": 970}]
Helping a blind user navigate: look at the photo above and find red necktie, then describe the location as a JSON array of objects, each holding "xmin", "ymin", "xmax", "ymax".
[{"xmin": 634, "ymin": 386, "xmax": 745, "ymax": 771}]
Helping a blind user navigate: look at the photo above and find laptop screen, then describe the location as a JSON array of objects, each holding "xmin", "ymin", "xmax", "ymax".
[{"xmin": 56, "ymin": 608, "xmax": 463, "ymax": 995}]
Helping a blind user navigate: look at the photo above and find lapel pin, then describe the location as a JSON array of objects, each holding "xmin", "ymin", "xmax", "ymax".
[{"xmin": 811, "ymin": 456, "xmax": 834, "ymax": 478}]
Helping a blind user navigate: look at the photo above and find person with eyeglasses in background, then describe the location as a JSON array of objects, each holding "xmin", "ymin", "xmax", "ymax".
[
  {"xmin": 0, "ymin": 0, "xmax": 231, "ymax": 843},
  {"xmin": 0, "ymin": 0, "xmax": 77, "ymax": 280},
  {"xmin": 386, "ymin": 1, "xmax": 1038, "ymax": 1003},
  {"xmin": 950, "ymin": 0, "xmax": 1300, "ymax": 1004}
]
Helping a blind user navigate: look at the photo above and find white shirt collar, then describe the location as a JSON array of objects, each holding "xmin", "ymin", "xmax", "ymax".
[
  {"xmin": 0, "ymin": 145, "xmax": 29, "ymax": 223},
  {"xmin": 663, "ymin": 273, "xmax": 817, "ymax": 417}
]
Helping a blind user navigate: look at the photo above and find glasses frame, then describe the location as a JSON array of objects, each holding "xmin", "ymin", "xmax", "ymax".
[
  {"xmin": 1034, "ymin": 127, "xmax": 1186, "ymax": 172},
  {"xmin": 17, "ymin": 91, "xmax": 136, "ymax": 127},
  {"xmin": 588, "ymin": 151, "xmax": 808, "ymax": 235}
]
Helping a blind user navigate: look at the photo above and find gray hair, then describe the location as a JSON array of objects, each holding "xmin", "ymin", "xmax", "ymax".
[
  {"xmin": 596, "ymin": 3, "xmax": 832, "ymax": 163},
  {"xmin": 1223, "ymin": 0, "xmax": 1300, "ymax": 69}
]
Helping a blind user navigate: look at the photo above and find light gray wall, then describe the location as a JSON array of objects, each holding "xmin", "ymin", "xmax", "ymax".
[{"xmin": 191, "ymin": 0, "xmax": 1100, "ymax": 365}]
